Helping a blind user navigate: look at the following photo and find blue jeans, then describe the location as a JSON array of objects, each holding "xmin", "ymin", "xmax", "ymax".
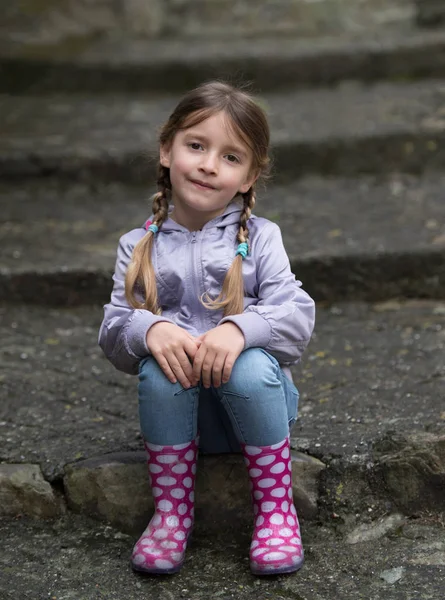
[{"xmin": 138, "ymin": 348, "xmax": 299, "ymax": 453}]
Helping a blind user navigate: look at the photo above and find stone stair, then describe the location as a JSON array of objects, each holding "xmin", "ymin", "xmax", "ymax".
[
  {"xmin": 3, "ymin": 29, "xmax": 445, "ymax": 93},
  {"xmin": 0, "ymin": 0, "xmax": 415, "ymax": 47},
  {"xmin": 1, "ymin": 17, "xmax": 445, "ymax": 598},
  {"xmin": 1, "ymin": 175, "xmax": 444, "ymax": 305},
  {"xmin": 3, "ymin": 77, "xmax": 445, "ymax": 182}
]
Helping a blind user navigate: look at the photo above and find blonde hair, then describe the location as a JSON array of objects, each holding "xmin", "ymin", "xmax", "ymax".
[{"xmin": 125, "ymin": 81, "xmax": 271, "ymax": 317}]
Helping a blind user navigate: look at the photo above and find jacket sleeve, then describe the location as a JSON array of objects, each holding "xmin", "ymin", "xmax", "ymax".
[
  {"xmin": 219, "ymin": 222, "xmax": 315, "ymax": 364},
  {"xmin": 98, "ymin": 230, "xmax": 175, "ymax": 375}
]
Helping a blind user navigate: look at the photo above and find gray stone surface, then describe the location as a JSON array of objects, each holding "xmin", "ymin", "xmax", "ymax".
[
  {"xmin": 1, "ymin": 174, "xmax": 444, "ymax": 304},
  {"xmin": 63, "ymin": 450, "xmax": 324, "ymax": 533},
  {"xmin": 0, "ymin": 301, "xmax": 443, "ymax": 517},
  {"xmin": 2, "ymin": 79, "xmax": 445, "ymax": 183},
  {"xmin": 0, "ymin": 0, "xmax": 414, "ymax": 48},
  {"xmin": 416, "ymin": 0, "xmax": 445, "ymax": 26},
  {"xmin": 346, "ymin": 513, "xmax": 405, "ymax": 544},
  {"xmin": 374, "ymin": 432, "xmax": 445, "ymax": 514},
  {"xmin": 1, "ymin": 513, "xmax": 444, "ymax": 599},
  {"xmin": 0, "ymin": 464, "xmax": 64, "ymax": 518},
  {"xmin": 3, "ymin": 29, "xmax": 445, "ymax": 94},
  {"xmin": 2, "ymin": 175, "xmax": 445, "ymax": 271}
]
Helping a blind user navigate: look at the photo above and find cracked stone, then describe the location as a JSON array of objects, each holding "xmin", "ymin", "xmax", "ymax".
[
  {"xmin": 346, "ymin": 513, "xmax": 405, "ymax": 544},
  {"xmin": 63, "ymin": 451, "xmax": 325, "ymax": 533},
  {"xmin": 0, "ymin": 464, "xmax": 64, "ymax": 518}
]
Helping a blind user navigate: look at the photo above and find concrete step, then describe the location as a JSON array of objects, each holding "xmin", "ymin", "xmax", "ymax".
[
  {"xmin": 2, "ymin": 79, "xmax": 445, "ymax": 183},
  {"xmin": 2, "ymin": 512, "xmax": 445, "ymax": 600},
  {"xmin": 3, "ymin": 29, "xmax": 445, "ymax": 94},
  {"xmin": 1, "ymin": 175, "xmax": 444, "ymax": 305},
  {"xmin": 1, "ymin": 301, "xmax": 444, "ymax": 528},
  {"xmin": 0, "ymin": 0, "xmax": 414, "ymax": 47}
]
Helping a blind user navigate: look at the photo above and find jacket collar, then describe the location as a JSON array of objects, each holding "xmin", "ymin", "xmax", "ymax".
[{"xmin": 146, "ymin": 200, "xmax": 244, "ymax": 233}]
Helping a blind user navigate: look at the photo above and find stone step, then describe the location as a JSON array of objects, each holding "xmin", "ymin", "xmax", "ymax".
[
  {"xmin": 2, "ymin": 79, "xmax": 445, "ymax": 183},
  {"xmin": 1, "ymin": 175, "xmax": 444, "ymax": 305},
  {"xmin": 0, "ymin": 0, "xmax": 414, "ymax": 47},
  {"xmin": 3, "ymin": 28, "xmax": 445, "ymax": 94},
  {"xmin": 1, "ymin": 301, "xmax": 443, "ymax": 530}
]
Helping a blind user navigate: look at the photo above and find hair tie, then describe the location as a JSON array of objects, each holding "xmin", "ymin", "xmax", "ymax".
[
  {"xmin": 147, "ymin": 223, "xmax": 159, "ymax": 234},
  {"xmin": 235, "ymin": 242, "xmax": 249, "ymax": 259}
]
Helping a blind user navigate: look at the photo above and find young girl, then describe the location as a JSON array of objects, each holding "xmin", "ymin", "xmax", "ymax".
[{"xmin": 99, "ymin": 81, "xmax": 315, "ymax": 576}]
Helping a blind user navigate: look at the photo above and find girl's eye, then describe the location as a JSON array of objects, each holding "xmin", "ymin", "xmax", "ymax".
[
  {"xmin": 189, "ymin": 142, "xmax": 203, "ymax": 150},
  {"xmin": 226, "ymin": 154, "xmax": 240, "ymax": 163}
]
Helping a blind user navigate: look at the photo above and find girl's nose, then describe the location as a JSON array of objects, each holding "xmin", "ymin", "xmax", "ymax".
[{"xmin": 200, "ymin": 153, "xmax": 218, "ymax": 174}]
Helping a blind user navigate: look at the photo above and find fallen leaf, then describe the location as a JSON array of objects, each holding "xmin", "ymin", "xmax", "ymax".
[
  {"xmin": 432, "ymin": 234, "xmax": 445, "ymax": 246},
  {"xmin": 373, "ymin": 300, "xmax": 402, "ymax": 312},
  {"xmin": 404, "ymin": 142, "xmax": 414, "ymax": 155}
]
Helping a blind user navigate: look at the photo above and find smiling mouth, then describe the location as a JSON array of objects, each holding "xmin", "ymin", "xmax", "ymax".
[{"xmin": 190, "ymin": 179, "xmax": 216, "ymax": 190}]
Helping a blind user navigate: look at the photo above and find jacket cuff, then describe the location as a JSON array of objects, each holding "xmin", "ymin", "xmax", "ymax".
[
  {"xmin": 219, "ymin": 312, "xmax": 272, "ymax": 350},
  {"xmin": 126, "ymin": 309, "xmax": 175, "ymax": 357}
]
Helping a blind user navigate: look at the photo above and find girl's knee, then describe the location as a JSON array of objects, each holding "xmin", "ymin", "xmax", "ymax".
[
  {"xmin": 139, "ymin": 356, "xmax": 163, "ymax": 382},
  {"xmin": 223, "ymin": 348, "xmax": 279, "ymax": 396},
  {"xmin": 138, "ymin": 356, "xmax": 177, "ymax": 396}
]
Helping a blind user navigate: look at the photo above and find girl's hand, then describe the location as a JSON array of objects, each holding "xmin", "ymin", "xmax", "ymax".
[
  {"xmin": 146, "ymin": 322, "xmax": 201, "ymax": 389},
  {"xmin": 192, "ymin": 323, "xmax": 245, "ymax": 388}
]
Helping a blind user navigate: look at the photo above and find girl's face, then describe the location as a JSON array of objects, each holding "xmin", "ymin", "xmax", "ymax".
[{"xmin": 160, "ymin": 111, "xmax": 257, "ymax": 229}]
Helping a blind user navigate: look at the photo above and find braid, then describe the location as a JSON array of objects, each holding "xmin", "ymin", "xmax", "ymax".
[
  {"xmin": 151, "ymin": 165, "xmax": 171, "ymax": 227},
  {"xmin": 238, "ymin": 187, "xmax": 256, "ymax": 245},
  {"xmin": 201, "ymin": 186, "xmax": 256, "ymax": 316},
  {"xmin": 125, "ymin": 165, "xmax": 171, "ymax": 314}
]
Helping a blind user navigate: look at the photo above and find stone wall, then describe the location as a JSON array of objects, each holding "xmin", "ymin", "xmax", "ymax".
[{"xmin": 2, "ymin": 0, "xmax": 415, "ymax": 45}]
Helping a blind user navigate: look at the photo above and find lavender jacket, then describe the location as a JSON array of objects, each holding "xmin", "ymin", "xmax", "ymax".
[{"xmin": 98, "ymin": 202, "xmax": 316, "ymax": 379}]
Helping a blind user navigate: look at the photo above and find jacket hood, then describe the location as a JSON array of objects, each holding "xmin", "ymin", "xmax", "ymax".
[{"xmin": 146, "ymin": 200, "xmax": 244, "ymax": 233}]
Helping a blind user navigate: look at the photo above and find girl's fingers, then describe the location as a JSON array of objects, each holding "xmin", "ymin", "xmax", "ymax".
[
  {"xmin": 175, "ymin": 348, "xmax": 196, "ymax": 385},
  {"xmin": 222, "ymin": 354, "xmax": 235, "ymax": 383},
  {"xmin": 153, "ymin": 353, "xmax": 177, "ymax": 384},
  {"xmin": 192, "ymin": 346, "xmax": 206, "ymax": 382},
  {"xmin": 166, "ymin": 352, "xmax": 192, "ymax": 389},
  {"xmin": 184, "ymin": 338, "xmax": 200, "ymax": 362},
  {"xmin": 201, "ymin": 350, "xmax": 217, "ymax": 388},
  {"xmin": 211, "ymin": 353, "xmax": 227, "ymax": 388}
]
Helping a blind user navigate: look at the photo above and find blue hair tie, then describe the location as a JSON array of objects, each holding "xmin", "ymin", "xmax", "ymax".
[
  {"xmin": 235, "ymin": 242, "xmax": 249, "ymax": 259},
  {"xmin": 148, "ymin": 224, "xmax": 159, "ymax": 234}
]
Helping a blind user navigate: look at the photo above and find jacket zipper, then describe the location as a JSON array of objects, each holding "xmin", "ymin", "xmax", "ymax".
[{"xmin": 190, "ymin": 231, "xmax": 199, "ymax": 307}]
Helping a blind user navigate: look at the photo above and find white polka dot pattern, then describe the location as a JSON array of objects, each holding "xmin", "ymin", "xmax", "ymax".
[
  {"xmin": 241, "ymin": 435, "xmax": 304, "ymax": 575},
  {"xmin": 130, "ymin": 437, "xmax": 198, "ymax": 575},
  {"xmin": 157, "ymin": 455, "xmax": 177, "ymax": 464},
  {"xmin": 270, "ymin": 513, "xmax": 284, "ymax": 525}
]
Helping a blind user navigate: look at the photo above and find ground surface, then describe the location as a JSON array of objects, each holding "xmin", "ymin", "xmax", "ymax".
[
  {"xmin": 1, "ymin": 513, "xmax": 444, "ymax": 600},
  {"xmin": 1, "ymin": 301, "xmax": 444, "ymax": 481}
]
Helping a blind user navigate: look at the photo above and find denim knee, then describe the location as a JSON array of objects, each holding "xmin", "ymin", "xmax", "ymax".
[
  {"xmin": 220, "ymin": 347, "xmax": 298, "ymax": 428},
  {"xmin": 138, "ymin": 357, "xmax": 199, "ymax": 445},
  {"xmin": 221, "ymin": 348, "xmax": 282, "ymax": 397}
]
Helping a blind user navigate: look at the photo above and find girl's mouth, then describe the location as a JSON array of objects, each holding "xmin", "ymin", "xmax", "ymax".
[{"xmin": 190, "ymin": 179, "xmax": 216, "ymax": 190}]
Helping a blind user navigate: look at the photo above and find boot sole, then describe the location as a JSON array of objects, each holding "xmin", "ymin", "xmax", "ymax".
[
  {"xmin": 131, "ymin": 560, "xmax": 184, "ymax": 575},
  {"xmin": 250, "ymin": 555, "xmax": 304, "ymax": 576}
]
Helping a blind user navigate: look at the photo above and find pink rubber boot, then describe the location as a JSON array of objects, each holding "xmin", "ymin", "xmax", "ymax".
[
  {"xmin": 131, "ymin": 437, "xmax": 198, "ymax": 575},
  {"xmin": 242, "ymin": 435, "xmax": 304, "ymax": 575}
]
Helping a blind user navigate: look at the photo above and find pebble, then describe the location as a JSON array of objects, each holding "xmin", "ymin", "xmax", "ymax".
[
  {"xmin": 379, "ymin": 566, "xmax": 405, "ymax": 584},
  {"xmin": 346, "ymin": 514, "xmax": 405, "ymax": 545}
]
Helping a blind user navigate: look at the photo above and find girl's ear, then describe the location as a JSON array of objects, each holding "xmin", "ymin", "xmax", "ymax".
[
  {"xmin": 160, "ymin": 144, "xmax": 171, "ymax": 168},
  {"xmin": 239, "ymin": 169, "xmax": 260, "ymax": 194}
]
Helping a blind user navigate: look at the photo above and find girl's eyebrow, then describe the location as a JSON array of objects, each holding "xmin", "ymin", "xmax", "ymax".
[{"xmin": 183, "ymin": 131, "xmax": 248, "ymax": 158}]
